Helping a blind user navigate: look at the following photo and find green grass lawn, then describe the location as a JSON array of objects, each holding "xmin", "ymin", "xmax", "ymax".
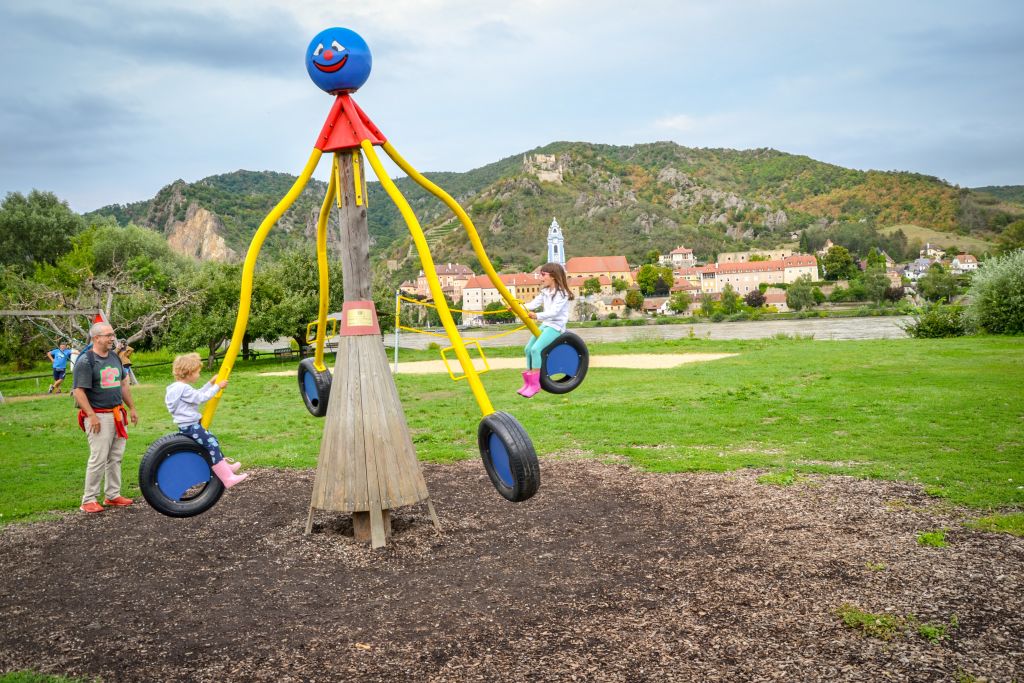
[
  {"xmin": 1, "ymin": 336, "xmax": 1022, "ymax": 524},
  {"xmin": 882, "ymin": 223, "xmax": 996, "ymax": 255}
]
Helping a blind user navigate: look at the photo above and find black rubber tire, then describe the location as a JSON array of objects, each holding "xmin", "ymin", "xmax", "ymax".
[
  {"xmin": 297, "ymin": 357, "xmax": 332, "ymax": 417},
  {"xmin": 138, "ymin": 433, "xmax": 224, "ymax": 518},
  {"xmin": 539, "ymin": 331, "xmax": 590, "ymax": 395},
  {"xmin": 477, "ymin": 411, "xmax": 540, "ymax": 503}
]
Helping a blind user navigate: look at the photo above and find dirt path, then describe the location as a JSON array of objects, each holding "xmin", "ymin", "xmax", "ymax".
[
  {"xmin": 259, "ymin": 352, "xmax": 738, "ymax": 376},
  {"xmin": 1, "ymin": 459, "xmax": 1020, "ymax": 682}
]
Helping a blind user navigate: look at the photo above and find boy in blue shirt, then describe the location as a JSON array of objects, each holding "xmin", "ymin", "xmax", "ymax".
[{"xmin": 47, "ymin": 342, "xmax": 74, "ymax": 394}]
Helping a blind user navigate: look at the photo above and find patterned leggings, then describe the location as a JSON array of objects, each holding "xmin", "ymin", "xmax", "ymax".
[{"xmin": 179, "ymin": 423, "xmax": 225, "ymax": 464}]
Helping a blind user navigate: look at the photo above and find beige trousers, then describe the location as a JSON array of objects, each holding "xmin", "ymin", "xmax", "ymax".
[{"xmin": 82, "ymin": 412, "xmax": 127, "ymax": 504}]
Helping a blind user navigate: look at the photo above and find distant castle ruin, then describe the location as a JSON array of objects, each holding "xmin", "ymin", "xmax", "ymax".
[{"xmin": 523, "ymin": 154, "xmax": 564, "ymax": 184}]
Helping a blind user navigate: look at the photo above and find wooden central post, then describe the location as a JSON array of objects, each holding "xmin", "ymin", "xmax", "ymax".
[{"xmin": 306, "ymin": 149, "xmax": 437, "ymax": 548}]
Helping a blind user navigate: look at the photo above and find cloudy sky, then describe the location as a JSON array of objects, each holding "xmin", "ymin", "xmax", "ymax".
[{"xmin": 2, "ymin": 0, "xmax": 1022, "ymax": 212}]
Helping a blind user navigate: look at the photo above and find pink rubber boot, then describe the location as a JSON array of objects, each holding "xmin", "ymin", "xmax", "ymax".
[
  {"xmin": 520, "ymin": 370, "xmax": 542, "ymax": 398},
  {"xmin": 225, "ymin": 459, "xmax": 242, "ymax": 473},
  {"xmin": 516, "ymin": 371, "xmax": 532, "ymax": 396},
  {"xmin": 212, "ymin": 459, "xmax": 249, "ymax": 488}
]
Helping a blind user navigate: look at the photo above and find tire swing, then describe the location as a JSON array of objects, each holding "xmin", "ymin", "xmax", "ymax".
[
  {"xmin": 477, "ymin": 411, "xmax": 540, "ymax": 503},
  {"xmin": 138, "ymin": 433, "xmax": 224, "ymax": 518},
  {"xmin": 539, "ymin": 331, "xmax": 590, "ymax": 395},
  {"xmin": 297, "ymin": 357, "xmax": 332, "ymax": 417}
]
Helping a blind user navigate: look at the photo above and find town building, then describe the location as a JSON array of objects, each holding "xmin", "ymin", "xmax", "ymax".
[
  {"xmin": 696, "ymin": 254, "xmax": 818, "ymax": 294},
  {"xmin": 565, "ymin": 256, "xmax": 633, "ymax": 285},
  {"xmin": 415, "ymin": 263, "xmax": 474, "ymax": 303},
  {"xmin": 717, "ymin": 249, "xmax": 793, "ymax": 264},
  {"xmin": 660, "ymin": 245, "xmax": 695, "ymax": 268},
  {"xmin": 951, "ymin": 253, "xmax": 979, "ymax": 274},
  {"xmin": 461, "ymin": 272, "xmax": 544, "ymax": 325}
]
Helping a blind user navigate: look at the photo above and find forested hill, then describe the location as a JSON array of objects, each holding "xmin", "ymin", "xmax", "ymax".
[
  {"xmin": 86, "ymin": 142, "xmax": 1021, "ymax": 270},
  {"xmin": 971, "ymin": 185, "xmax": 1024, "ymax": 205}
]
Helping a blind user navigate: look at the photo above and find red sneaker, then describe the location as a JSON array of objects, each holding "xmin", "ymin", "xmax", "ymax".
[
  {"xmin": 102, "ymin": 496, "xmax": 133, "ymax": 507},
  {"xmin": 80, "ymin": 502, "xmax": 104, "ymax": 513}
]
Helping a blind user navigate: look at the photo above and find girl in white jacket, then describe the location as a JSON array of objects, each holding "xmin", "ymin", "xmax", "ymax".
[
  {"xmin": 165, "ymin": 353, "xmax": 248, "ymax": 488},
  {"xmin": 518, "ymin": 262, "xmax": 575, "ymax": 397}
]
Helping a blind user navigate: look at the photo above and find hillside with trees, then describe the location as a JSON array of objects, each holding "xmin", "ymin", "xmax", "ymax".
[{"xmin": 84, "ymin": 142, "xmax": 1021, "ymax": 277}]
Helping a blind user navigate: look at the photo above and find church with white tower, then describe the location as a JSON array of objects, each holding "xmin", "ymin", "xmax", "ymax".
[{"xmin": 547, "ymin": 217, "xmax": 565, "ymax": 265}]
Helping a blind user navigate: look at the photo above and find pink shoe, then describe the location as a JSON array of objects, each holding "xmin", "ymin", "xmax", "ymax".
[
  {"xmin": 226, "ymin": 459, "xmax": 242, "ymax": 474},
  {"xmin": 516, "ymin": 371, "xmax": 532, "ymax": 396},
  {"xmin": 212, "ymin": 459, "xmax": 248, "ymax": 488},
  {"xmin": 519, "ymin": 370, "xmax": 541, "ymax": 398}
]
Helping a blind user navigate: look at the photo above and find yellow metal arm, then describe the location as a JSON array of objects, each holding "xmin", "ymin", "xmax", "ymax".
[
  {"xmin": 202, "ymin": 148, "xmax": 324, "ymax": 428},
  {"xmin": 312, "ymin": 155, "xmax": 338, "ymax": 372},
  {"xmin": 362, "ymin": 140, "xmax": 495, "ymax": 417},
  {"xmin": 382, "ymin": 141, "xmax": 541, "ymax": 338}
]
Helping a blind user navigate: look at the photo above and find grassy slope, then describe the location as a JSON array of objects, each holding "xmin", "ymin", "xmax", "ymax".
[
  {"xmin": 881, "ymin": 224, "xmax": 996, "ymax": 255},
  {"xmin": 1, "ymin": 337, "xmax": 1021, "ymax": 524}
]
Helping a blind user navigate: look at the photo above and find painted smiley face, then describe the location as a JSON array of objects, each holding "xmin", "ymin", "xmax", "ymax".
[{"xmin": 306, "ymin": 27, "xmax": 372, "ymax": 94}]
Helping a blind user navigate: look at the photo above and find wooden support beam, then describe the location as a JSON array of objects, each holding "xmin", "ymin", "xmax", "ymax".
[{"xmin": 307, "ymin": 150, "xmax": 435, "ymax": 548}]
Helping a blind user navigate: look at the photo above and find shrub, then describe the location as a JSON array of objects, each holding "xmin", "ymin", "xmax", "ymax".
[
  {"xmin": 902, "ymin": 305, "xmax": 966, "ymax": 338},
  {"xmin": 607, "ymin": 312, "xmax": 618, "ymax": 320},
  {"xmin": 829, "ymin": 287, "xmax": 849, "ymax": 302},
  {"xmin": 964, "ymin": 249, "xmax": 1024, "ymax": 334}
]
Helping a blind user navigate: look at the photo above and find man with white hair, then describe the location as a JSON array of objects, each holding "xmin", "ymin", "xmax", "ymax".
[{"xmin": 72, "ymin": 321, "xmax": 139, "ymax": 513}]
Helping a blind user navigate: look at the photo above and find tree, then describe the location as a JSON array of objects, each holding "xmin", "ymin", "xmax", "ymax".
[
  {"xmin": 252, "ymin": 247, "xmax": 346, "ymax": 350},
  {"xmin": 644, "ymin": 249, "xmax": 661, "ymax": 265},
  {"xmin": 625, "ymin": 289, "xmax": 643, "ymax": 311},
  {"xmin": 582, "ymin": 277, "xmax": 602, "ymax": 297},
  {"xmin": 862, "ymin": 269, "xmax": 890, "ymax": 303},
  {"xmin": 668, "ymin": 290, "xmax": 692, "ymax": 314},
  {"xmin": 0, "ymin": 190, "xmax": 85, "ymax": 274},
  {"xmin": 822, "ymin": 245, "xmax": 856, "ymax": 281},
  {"xmin": 998, "ymin": 220, "xmax": 1024, "ymax": 254},
  {"xmin": 483, "ymin": 300, "xmax": 516, "ymax": 323},
  {"xmin": 744, "ymin": 289, "xmax": 766, "ymax": 308},
  {"xmin": 636, "ymin": 264, "xmax": 673, "ymax": 295},
  {"xmin": 786, "ymin": 276, "xmax": 815, "ymax": 311},
  {"xmin": 167, "ymin": 262, "xmax": 243, "ymax": 367},
  {"xmin": 699, "ymin": 292, "xmax": 716, "ymax": 317},
  {"xmin": 611, "ymin": 277, "xmax": 628, "ymax": 293},
  {"xmin": 812, "ymin": 287, "xmax": 826, "ymax": 305},
  {"xmin": 918, "ymin": 263, "xmax": 958, "ymax": 302},
  {"xmin": 653, "ymin": 276, "xmax": 670, "ymax": 296},
  {"xmin": 866, "ymin": 247, "xmax": 887, "ymax": 270},
  {"xmin": 720, "ymin": 284, "xmax": 741, "ymax": 314},
  {"xmin": 965, "ymin": 249, "xmax": 1024, "ymax": 334}
]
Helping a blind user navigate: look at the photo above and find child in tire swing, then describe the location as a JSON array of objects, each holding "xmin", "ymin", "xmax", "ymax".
[
  {"xmin": 165, "ymin": 353, "xmax": 248, "ymax": 488},
  {"xmin": 518, "ymin": 262, "xmax": 574, "ymax": 398}
]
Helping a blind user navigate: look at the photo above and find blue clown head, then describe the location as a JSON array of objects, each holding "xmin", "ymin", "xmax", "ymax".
[{"xmin": 306, "ymin": 27, "xmax": 372, "ymax": 94}]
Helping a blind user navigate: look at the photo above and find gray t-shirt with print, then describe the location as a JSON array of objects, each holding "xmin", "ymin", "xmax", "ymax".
[{"xmin": 73, "ymin": 350, "xmax": 124, "ymax": 409}]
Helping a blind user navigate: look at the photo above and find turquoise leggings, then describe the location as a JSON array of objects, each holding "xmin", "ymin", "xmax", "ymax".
[{"xmin": 524, "ymin": 325, "xmax": 562, "ymax": 370}]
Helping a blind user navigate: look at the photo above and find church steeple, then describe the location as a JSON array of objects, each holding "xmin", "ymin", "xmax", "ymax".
[{"xmin": 547, "ymin": 217, "xmax": 565, "ymax": 265}]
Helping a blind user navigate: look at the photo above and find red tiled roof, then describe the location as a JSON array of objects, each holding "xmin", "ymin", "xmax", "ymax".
[
  {"xmin": 670, "ymin": 246, "xmax": 693, "ymax": 254},
  {"xmin": 565, "ymin": 256, "xmax": 630, "ymax": 273},
  {"xmin": 435, "ymin": 263, "xmax": 474, "ymax": 275}
]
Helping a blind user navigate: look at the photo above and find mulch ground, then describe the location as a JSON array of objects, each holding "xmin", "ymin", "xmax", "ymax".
[{"xmin": 1, "ymin": 458, "xmax": 1021, "ymax": 682}]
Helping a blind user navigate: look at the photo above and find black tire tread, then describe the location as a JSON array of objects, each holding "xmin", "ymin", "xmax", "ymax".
[
  {"xmin": 298, "ymin": 357, "xmax": 332, "ymax": 417},
  {"xmin": 477, "ymin": 411, "xmax": 540, "ymax": 502},
  {"xmin": 139, "ymin": 433, "xmax": 224, "ymax": 518},
  {"xmin": 539, "ymin": 331, "xmax": 590, "ymax": 395}
]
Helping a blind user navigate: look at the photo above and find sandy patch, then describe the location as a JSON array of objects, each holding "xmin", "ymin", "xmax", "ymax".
[{"xmin": 259, "ymin": 352, "xmax": 737, "ymax": 377}]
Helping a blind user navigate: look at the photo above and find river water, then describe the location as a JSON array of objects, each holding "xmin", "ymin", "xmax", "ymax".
[{"xmin": 388, "ymin": 316, "xmax": 913, "ymax": 350}]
